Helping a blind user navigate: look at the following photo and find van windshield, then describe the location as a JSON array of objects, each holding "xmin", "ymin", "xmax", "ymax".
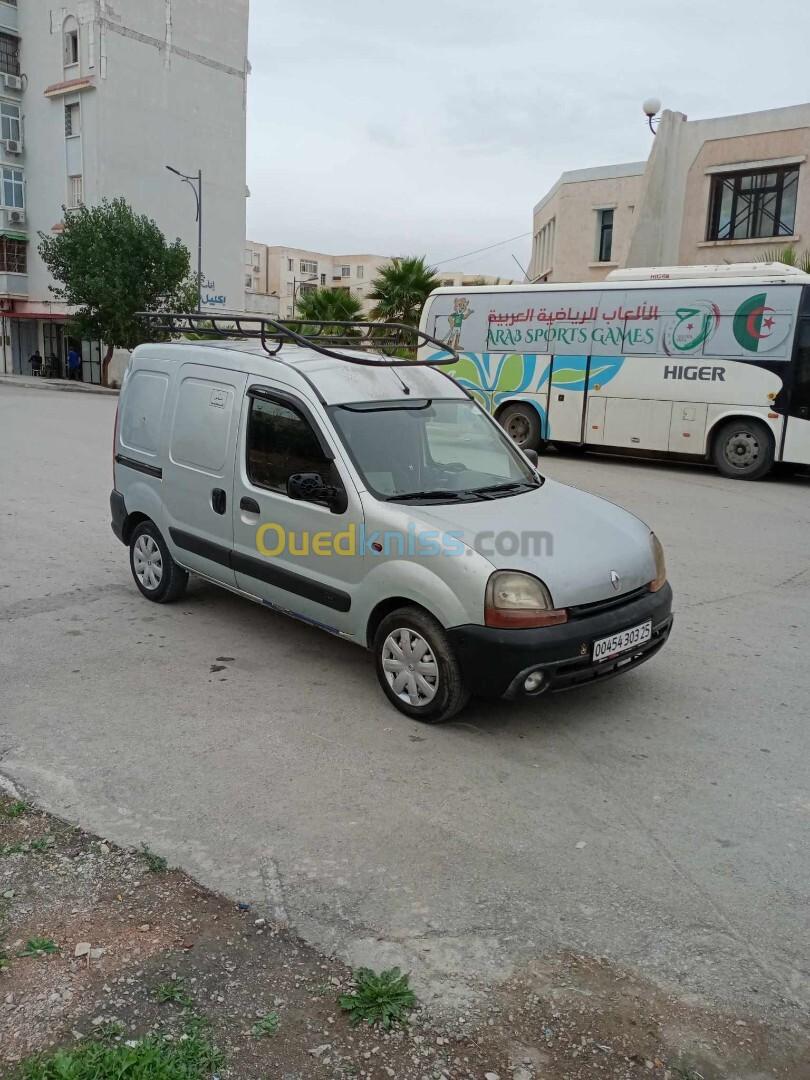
[{"xmin": 330, "ymin": 398, "xmax": 541, "ymax": 503}]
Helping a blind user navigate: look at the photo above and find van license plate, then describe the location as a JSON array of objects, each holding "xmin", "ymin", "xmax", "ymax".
[{"xmin": 593, "ymin": 620, "xmax": 652, "ymax": 662}]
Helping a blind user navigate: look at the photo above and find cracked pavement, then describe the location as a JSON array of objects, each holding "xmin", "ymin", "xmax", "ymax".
[{"xmin": 1, "ymin": 385, "xmax": 809, "ymax": 1022}]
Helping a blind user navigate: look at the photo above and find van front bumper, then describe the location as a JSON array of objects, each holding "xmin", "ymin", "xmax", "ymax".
[{"xmin": 446, "ymin": 582, "xmax": 673, "ymax": 700}]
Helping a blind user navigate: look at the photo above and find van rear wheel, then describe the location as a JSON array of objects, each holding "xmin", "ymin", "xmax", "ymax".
[
  {"xmin": 712, "ymin": 418, "xmax": 774, "ymax": 480},
  {"xmin": 498, "ymin": 403, "xmax": 543, "ymax": 452},
  {"xmin": 129, "ymin": 521, "xmax": 188, "ymax": 603},
  {"xmin": 373, "ymin": 606, "xmax": 469, "ymax": 723}
]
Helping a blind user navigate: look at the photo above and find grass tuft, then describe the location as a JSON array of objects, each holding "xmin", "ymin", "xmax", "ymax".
[
  {"xmin": 9, "ymin": 1032, "xmax": 223, "ymax": 1079},
  {"xmin": 155, "ymin": 979, "xmax": 194, "ymax": 1007},
  {"xmin": 339, "ymin": 966, "xmax": 416, "ymax": 1029},
  {"xmin": 251, "ymin": 1011, "xmax": 280, "ymax": 1037},
  {"xmin": 140, "ymin": 844, "xmax": 169, "ymax": 873},
  {"xmin": 1, "ymin": 801, "xmax": 27, "ymax": 819},
  {"xmin": 20, "ymin": 937, "xmax": 58, "ymax": 957}
]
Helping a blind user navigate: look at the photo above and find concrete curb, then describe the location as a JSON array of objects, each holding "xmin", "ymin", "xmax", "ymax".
[{"xmin": 0, "ymin": 375, "xmax": 119, "ymax": 396}]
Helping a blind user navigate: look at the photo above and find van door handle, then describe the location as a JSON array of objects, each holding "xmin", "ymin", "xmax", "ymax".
[
  {"xmin": 240, "ymin": 496, "xmax": 260, "ymax": 514},
  {"xmin": 211, "ymin": 488, "xmax": 227, "ymax": 515}
]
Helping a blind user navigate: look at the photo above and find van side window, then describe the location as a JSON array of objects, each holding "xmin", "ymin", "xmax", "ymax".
[{"xmin": 247, "ymin": 397, "xmax": 335, "ymax": 493}]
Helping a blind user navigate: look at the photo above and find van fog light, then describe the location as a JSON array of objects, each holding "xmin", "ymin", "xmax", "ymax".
[{"xmin": 524, "ymin": 671, "xmax": 546, "ymax": 694}]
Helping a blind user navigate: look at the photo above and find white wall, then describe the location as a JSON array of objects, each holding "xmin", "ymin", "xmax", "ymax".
[{"xmin": 18, "ymin": 0, "xmax": 248, "ymax": 314}]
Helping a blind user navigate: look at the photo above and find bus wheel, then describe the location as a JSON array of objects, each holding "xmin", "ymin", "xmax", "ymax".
[
  {"xmin": 498, "ymin": 403, "xmax": 543, "ymax": 451},
  {"xmin": 712, "ymin": 418, "xmax": 774, "ymax": 480}
]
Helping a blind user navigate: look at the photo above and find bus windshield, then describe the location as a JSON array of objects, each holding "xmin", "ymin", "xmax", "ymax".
[{"xmin": 331, "ymin": 398, "xmax": 540, "ymax": 502}]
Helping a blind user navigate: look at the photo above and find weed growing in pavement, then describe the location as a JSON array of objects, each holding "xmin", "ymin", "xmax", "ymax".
[
  {"xmin": 339, "ymin": 966, "xmax": 416, "ymax": 1029},
  {"xmin": 93, "ymin": 1021, "xmax": 125, "ymax": 1044},
  {"xmin": 0, "ymin": 949, "xmax": 10, "ymax": 970},
  {"xmin": 251, "ymin": 1012, "xmax": 280, "ymax": 1037},
  {"xmin": 140, "ymin": 844, "xmax": 169, "ymax": 873},
  {"xmin": 155, "ymin": 979, "xmax": 194, "ymax": 1007},
  {"xmin": 1, "ymin": 837, "xmax": 54, "ymax": 857},
  {"xmin": 20, "ymin": 937, "xmax": 59, "ymax": 957},
  {"xmin": 1, "ymin": 801, "xmax": 27, "ymax": 819},
  {"xmin": 8, "ymin": 1031, "xmax": 224, "ymax": 1079}
]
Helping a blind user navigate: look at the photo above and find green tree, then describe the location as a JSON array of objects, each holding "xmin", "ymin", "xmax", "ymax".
[
  {"xmin": 295, "ymin": 286, "xmax": 363, "ymax": 324},
  {"xmin": 38, "ymin": 197, "xmax": 198, "ymax": 385},
  {"xmin": 756, "ymin": 245, "xmax": 810, "ymax": 273},
  {"xmin": 367, "ymin": 255, "xmax": 441, "ymax": 326}
]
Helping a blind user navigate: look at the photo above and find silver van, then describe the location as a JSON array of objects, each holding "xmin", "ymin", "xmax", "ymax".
[{"xmin": 111, "ymin": 315, "xmax": 673, "ymax": 722}]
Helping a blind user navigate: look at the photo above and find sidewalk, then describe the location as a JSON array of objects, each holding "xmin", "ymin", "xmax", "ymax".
[{"xmin": 0, "ymin": 373, "xmax": 118, "ymax": 396}]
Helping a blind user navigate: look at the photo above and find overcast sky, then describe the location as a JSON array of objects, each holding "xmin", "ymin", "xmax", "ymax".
[{"xmin": 246, "ymin": 0, "xmax": 810, "ymax": 278}]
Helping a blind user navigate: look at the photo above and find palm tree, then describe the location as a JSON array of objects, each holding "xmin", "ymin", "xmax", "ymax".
[
  {"xmin": 294, "ymin": 287, "xmax": 363, "ymax": 324},
  {"xmin": 756, "ymin": 245, "xmax": 810, "ymax": 273},
  {"xmin": 368, "ymin": 256, "xmax": 441, "ymax": 326}
]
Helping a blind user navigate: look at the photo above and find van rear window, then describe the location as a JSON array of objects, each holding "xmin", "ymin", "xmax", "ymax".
[{"xmin": 120, "ymin": 371, "xmax": 168, "ymax": 456}]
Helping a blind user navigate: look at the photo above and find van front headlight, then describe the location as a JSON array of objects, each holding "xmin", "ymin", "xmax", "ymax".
[
  {"xmin": 485, "ymin": 571, "xmax": 568, "ymax": 628},
  {"xmin": 649, "ymin": 533, "xmax": 667, "ymax": 592}
]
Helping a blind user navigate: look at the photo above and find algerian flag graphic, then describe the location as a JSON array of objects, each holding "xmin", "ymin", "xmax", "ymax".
[{"xmin": 733, "ymin": 293, "xmax": 792, "ymax": 353}]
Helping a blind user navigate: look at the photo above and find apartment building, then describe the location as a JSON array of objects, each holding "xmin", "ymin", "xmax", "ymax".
[
  {"xmin": 244, "ymin": 244, "xmax": 389, "ymax": 317},
  {"xmin": 244, "ymin": 243, "xmax": 517, "ymax": 317},
  {"xmin": 0, "ymin": 0, "xmax": 249, "ymax": 382},
  {"xmin": 528, "ymin": 103, "xmax": 810, "ymax": 283}
]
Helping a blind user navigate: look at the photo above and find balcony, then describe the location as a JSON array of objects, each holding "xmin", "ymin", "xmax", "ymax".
[
  {"xmin": 0, "ymin": 270, "xmax": 27, "ymax": 297},
  {"xmin": 0, "ymin": 2, "xmax": 18, "ymax": 35}
]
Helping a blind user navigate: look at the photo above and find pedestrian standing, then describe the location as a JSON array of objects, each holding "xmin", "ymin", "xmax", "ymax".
[{"xmin": 67, "ymin": 347, "xmax": 81, "ymax": 381}]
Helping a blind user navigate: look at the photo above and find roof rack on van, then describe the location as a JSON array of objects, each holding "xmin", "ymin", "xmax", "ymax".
[{"xmin": 136, "ymin": 312, "xmax": 458, "ymax": 367}]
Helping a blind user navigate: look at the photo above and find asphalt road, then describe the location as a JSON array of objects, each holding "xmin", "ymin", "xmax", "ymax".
[{"xmin": 2, "ymin": 384, "xmax": 809, "ymax": 1020}]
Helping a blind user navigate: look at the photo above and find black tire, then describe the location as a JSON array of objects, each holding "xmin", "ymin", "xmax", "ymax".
[
  {"xmin": 498, "ymin": 402, "xmax": 543, "ymax": 451},
  {"xmin": 373, "ymin": 606, "xmax": 470, "ymax": 723},
  {"xmin": 129, "ymin": 520, "xmax": 189, "ymax": 603},
  {"xmin": 711, "ymin": 418, "xmax": 774, "ymax": 480}
]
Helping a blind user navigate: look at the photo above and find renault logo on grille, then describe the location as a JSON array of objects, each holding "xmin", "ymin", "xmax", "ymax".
[{"xmin": 610, "ymin": 570, "xmax": 621, "ymax": 591}]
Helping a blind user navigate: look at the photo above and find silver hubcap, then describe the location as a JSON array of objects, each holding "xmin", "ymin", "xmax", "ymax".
[
  {"xmin": 381, "ymin": 628, "xmax": 439, "ymax": 707},
  {"xmin": 133, "ymin": 534, "xmax": 163, "ymax": 590},
  {"xmin": 724, "ymin": 431, "xmax": 759, "ymax": 470},
  {"xmin": 506, "ymin": 414, "xmax": 530, "ymax": 445}
]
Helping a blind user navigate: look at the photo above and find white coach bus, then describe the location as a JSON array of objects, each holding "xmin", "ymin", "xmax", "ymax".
[{"xmin": 418, "ymin": 264, "xmax": 810, "ymax": 480}]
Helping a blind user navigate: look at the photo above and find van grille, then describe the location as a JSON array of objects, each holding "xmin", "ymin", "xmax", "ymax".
[{"xmin": 568, "ymin": 585, "xmax": 649, "ymax": 620}]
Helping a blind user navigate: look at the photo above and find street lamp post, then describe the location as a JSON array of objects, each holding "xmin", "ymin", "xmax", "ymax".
[
  {"xmin": 642, "ymin": 98, "xmax": 662, "ymax": 135},
  {"xmin": 291, "ymin": 272, "xmax": 319, "ymax": 316},
  {"xmin": 166, "ymin": 165, "xmax": 203, "ymax": 311}
]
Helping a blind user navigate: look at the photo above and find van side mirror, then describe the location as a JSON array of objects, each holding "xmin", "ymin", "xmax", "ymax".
[
  {"xmin": 287, "ymin": 472, "xmax": 347, "ymax": 514},
  {"xmin": 523, "ymin": 449, "xmax": 539, "ymax": 466}
]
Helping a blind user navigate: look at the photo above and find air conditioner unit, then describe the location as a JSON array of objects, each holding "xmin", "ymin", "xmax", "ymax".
[
  {"xmin": 3, "ymin": 74, "xmax": 22, "ymax": 91},
  {"xmin": 5, "ymin": 139, "xmax": 21, "ymax": 155},
  {"xmin": 8, "ymin": 210, "xmax": 26, "ymax": 226}
]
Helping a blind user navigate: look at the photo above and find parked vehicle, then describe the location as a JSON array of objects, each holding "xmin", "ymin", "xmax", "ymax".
[
  {"xmin": 418, "ymin": 263, "xmax": 810, "ymax": 480},
  {"xmin": 110, "ymin": 315, "xmax": 672, "ymax": 722}
]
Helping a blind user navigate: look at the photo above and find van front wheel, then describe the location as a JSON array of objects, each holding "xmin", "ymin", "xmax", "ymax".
[
  {"xmin": 373, "ymin": 607, "xmax": 469, "ymax": 723},
  {"xmin": 129, "ymin": 521, "xmax": 189, "ymax": 603}
]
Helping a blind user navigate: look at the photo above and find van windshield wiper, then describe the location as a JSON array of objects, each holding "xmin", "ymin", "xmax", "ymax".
[
  {"xmin": 387, "ymin": 489, "xmax": 471, "ymax": 503},
  {"xmin": 467, "ymin": 479, "xmax": 541, "ymax": 497}
]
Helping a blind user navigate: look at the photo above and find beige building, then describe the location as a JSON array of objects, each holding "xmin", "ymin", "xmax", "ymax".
[
  {"xmin": 244, "ymin": 244, "xmax": 388, "ymax": 317},
  {"xmin": 529, "ymin": 102, "xmax": 810, "ymax": 283},
  {"xmin": 245, "ymin": 243, "xmax": 516, "ymax": 317}
]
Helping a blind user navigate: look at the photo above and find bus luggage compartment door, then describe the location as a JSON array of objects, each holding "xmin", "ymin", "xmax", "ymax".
[
  {"xmin": 603, "ymin": 398, "xmax": 673, "ymax": 452},
  {"xmin": 668, "ymin": 401, "xmax": 708, "ymax": 455}
]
